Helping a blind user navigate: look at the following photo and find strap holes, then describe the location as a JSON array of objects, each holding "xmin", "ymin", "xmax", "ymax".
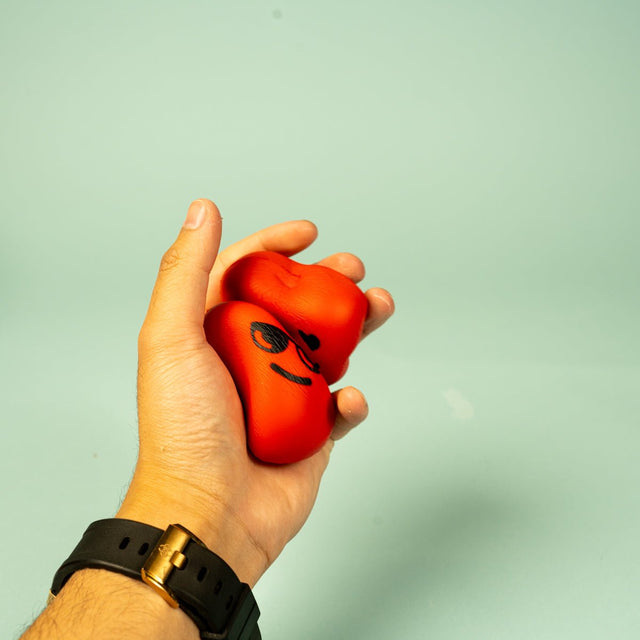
[
  {"xmin": 214, "ymin": 580, "xmax": 223, "ymax": 595},
  {"xmin": 197, "ymin": 567, "xmax": 207, "ymax": 582},
  {"xmin": 138, "ymin": 542, "xmax": 149, "ymax": 555},
  {"xmin": 225, "ymin": 595, "xmax": 234, "ymax": 610},
  {"xmin": 119, "ymin": 537, "xmax": 130, "ymax": 550}
]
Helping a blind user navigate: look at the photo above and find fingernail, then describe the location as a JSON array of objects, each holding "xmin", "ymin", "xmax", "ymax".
[{"xmin": 183, "ymin": 199, "xmax": 207, "ymax": 229}]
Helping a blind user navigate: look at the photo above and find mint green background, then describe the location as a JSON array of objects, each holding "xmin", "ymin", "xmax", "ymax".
[{"xmin": 2, "ymin": 1, "xmax": 639, "ymax": 638}]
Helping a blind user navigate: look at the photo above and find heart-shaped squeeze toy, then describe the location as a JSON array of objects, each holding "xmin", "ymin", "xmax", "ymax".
[
  {"xmin": 204, "ymin": 251, "xmax": 368, "ymax": 464},
  {"xmin": 204, "ymin": 301, "xmax": 335, "ymax": 464}
]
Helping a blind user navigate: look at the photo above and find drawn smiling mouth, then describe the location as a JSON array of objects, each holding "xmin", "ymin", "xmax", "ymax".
[{"xmin": 270, "ymin": 363, "xmax": 312, "ymax": 386}]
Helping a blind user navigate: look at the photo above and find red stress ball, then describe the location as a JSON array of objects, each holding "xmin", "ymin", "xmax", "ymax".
[
  {"xmin": 204, "ymin": 301, "xmax": 335, "ymax": 464},
  {"xmin": 220, "ymin": 251, "xmax": 369, "ymax": 385}
]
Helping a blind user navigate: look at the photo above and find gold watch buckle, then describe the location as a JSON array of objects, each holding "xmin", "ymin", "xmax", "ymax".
[{"xmin": 141, "ymin": 523, "xmax": 205, "ymax": 607}]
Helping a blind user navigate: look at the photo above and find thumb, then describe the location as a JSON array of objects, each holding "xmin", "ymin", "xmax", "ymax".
[{"xmin": 143, "ymin": 199, "xmax": 222, "ymax": 343}]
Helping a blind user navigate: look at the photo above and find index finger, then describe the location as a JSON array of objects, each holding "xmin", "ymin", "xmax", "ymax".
[{"xmin": 205, "ymin": 219, "xmax": 318, "ymax": 310}]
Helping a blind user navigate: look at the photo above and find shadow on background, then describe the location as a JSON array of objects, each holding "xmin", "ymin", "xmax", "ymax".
[{"xmin": 294, "ymin": 489, "xmax": 528, "ymax": 639}]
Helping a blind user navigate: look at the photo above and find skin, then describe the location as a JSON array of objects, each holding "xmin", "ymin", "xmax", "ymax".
[{"xmin": 21, "ymin": 199, "xmax": 394, "ymax": 640}]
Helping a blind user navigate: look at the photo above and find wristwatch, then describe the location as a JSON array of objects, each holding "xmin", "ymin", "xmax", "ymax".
[{"xmin": 49, "ymin": 518, "xmax": 261, "ymax": 640}]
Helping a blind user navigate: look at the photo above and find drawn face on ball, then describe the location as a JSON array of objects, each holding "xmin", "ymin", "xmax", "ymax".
[
  {"xmin": 221, "ymin": 251, "xmax": 368, "ymax": 385},
  {"xmin": 250, "ymin": 321, "xmax": 319, "ymax": 386}
]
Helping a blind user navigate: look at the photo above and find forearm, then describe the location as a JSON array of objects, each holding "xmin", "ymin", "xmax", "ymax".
[{"xmin": 22, "ymin": 568, "xmax": 198, "ymax": 640}]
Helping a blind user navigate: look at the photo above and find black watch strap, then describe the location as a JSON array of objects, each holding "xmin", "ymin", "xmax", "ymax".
[{"xmin": 50, "ymin": 518, "xmax": 260, "ymax": 640}]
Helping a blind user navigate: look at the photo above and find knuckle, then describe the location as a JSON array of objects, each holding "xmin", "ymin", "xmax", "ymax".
[
  {"xmin": 137, "ymin": 323, "xmax": 159, "ymax": 353},
  {"xmin": 138, "ymin": 321, "xmax": 201, "ymax": 356},
  {"xmin": 138, "ymin": 321, "xmax": 171, "ymax": 354},
  {"xmin": 159, "ymin": 246, "xmax": 181, "ymax": 272}
]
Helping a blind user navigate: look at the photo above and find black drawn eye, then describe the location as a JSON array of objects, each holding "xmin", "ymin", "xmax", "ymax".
[
  {"xmin": 295, "ymin": 344, "xmax": 320, "ymax": 374},
  {"xmin": 250, "ymin": 321, "xmax": 290, "ymax": 354}
]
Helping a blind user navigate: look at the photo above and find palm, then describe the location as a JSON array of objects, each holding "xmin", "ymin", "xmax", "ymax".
[{"xmin": 199, "ymin": 338, "xmax": 331, "ymax": 563}]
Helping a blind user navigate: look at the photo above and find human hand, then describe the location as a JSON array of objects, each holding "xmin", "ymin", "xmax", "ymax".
[{"xmin": 116, "ymin": 199, "xmax": 394, "ymax": 587}]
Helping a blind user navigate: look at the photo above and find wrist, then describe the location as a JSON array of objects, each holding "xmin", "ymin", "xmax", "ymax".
[
  {"xmin": 116, "ymin": 474, "xmax": 268, "ymax": 588},
  {"xmin": 42, "ymin": 518, "xmax": 262, "ymax": 640}
]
